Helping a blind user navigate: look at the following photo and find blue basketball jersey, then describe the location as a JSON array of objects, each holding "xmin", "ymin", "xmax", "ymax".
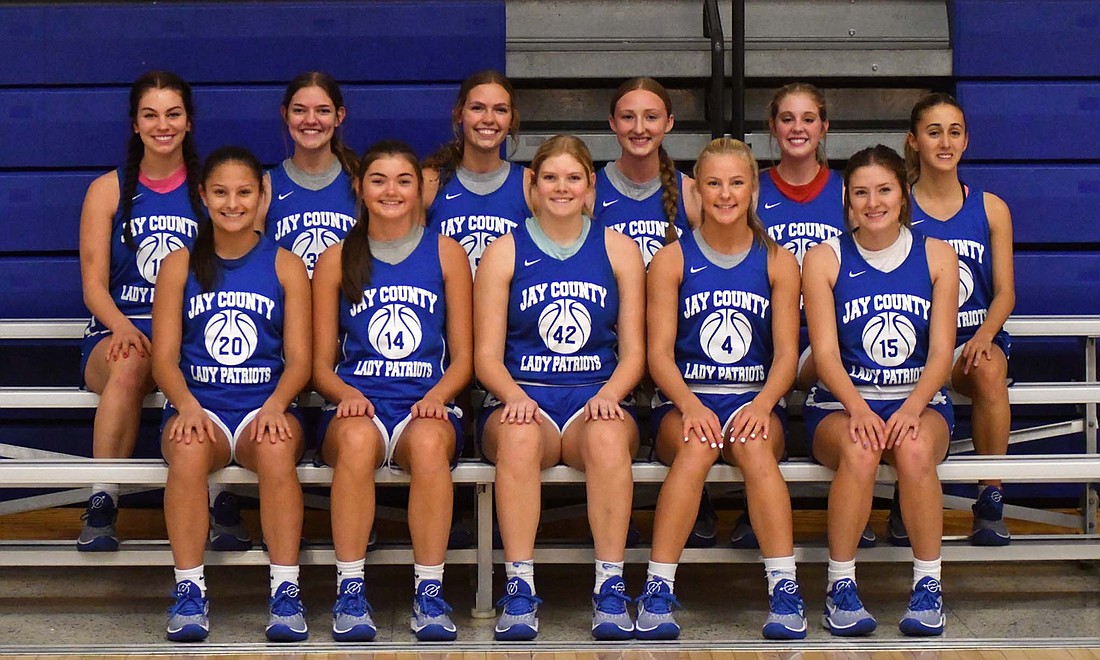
[
  {"xmin": 593, "ymin": 166, "xmax": 690, "ymax": 267},
  {"xmin": 505, "ymin": 221, "xmax": 619, "ymax": 386},
  {"xmin": 833, "ymin": 232, "xmax": 933, "ymax": 389},
  {"xmin": 180, "ymin": 237, "xmax": 285, "ymax": 411},
  {"xmin": 426, "ymin": 163, "xmax": 530, "ymax": 274},
  {"xmin": 675, "ymin": 231, "xmax": 773, "ymax": 388},
  {"xmin": 335, "ymin": 230, "xmax": 448, "ymax": 402},
  {"xmin": 758, "ymin": 169, "xmax": 844, "ymax": 266},
  {"xmin": 108, "ymin": 169, "xmax": 199, "ymax": 317},
  {"xmin": 911, "ymin": 188, "xmax": 997, "ymax": 346},
  {"xmin": 265, "ymin": 163, "xmax": 357, "ymax": 278}
]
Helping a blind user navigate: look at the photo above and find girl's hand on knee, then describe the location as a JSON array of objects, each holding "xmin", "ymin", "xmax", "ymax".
[
  {"xmin": 107, "ymin": 323, "xmax": 151, "ymax": 362},
  {"xmin": 337, "ymin": 393, "xmax": 374, "ymax": 419},
  {"xmin": 884, "ymin": 404, "xmax": 921, "ymax": 449},
  {"xmin": 584, "ymin": 390, "xmax": 624, "ymax": 422},
  {"xmin": 501, "ymin": 395, "xmax": 542, "ymax": 425},
  {"xmin": 960, "ymin": 334, "xmax": 993, "ymax": 375},
  {"xmin": 253, "ymin": 403, "xmax": 291, "ymax": 444},
  {"xmin": 848, "ymin": 406, "xmax": 885, "ymax": 451},
  {"xmin": 412, "ymin": 396, "xmax": 447, "ymax": 420},
  {"xmin": 681, "ymin": 401, "xmax": 723, "ymax": 449},
  {"xmin": 170, "ymin": 405, "xmax": 216, "ymax": 445},
  {"xmin": 728, "ymin": 401, "xmax": 770, "ymax": 445}
]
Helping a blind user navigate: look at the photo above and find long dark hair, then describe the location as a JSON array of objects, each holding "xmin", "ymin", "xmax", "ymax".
[
  {"xmin": 422, "ymin": 70, "xmax": 519, "ymax": 187},
  {"xmin": 121, "ymin": 71, "xmax": 204, "ymax": 249},
  {"xmin": 280, "ymin": 71, "xmax": 359, "ymax": 175},
  {"xmin": 190, "ymin": 146, "xmax": 265, "ymax": 292},
  {"xmin": 905, "ymin": 92, "xmax": 966, "ymax": 184},
  {"xmin": 341, "ymin": 140, "xmax": 423, "ymax": 303},
  {"xmin": 610, "ymin": 77, "xmax": 680, "ymax": 244},
  {"xmin": 843, "ymin": 145, "xmax": 911, "ymax": 232}
]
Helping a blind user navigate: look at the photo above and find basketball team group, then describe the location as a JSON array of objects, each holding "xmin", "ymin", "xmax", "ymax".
[{"xmin": 76, "ymin": 68, "xmax": 1014, "ymax": 643}]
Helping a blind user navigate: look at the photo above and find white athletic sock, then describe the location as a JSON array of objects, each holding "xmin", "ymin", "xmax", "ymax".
[
  {"xmin": 594, "ymin": 559, "xmax": 624, "ymax": 593},
  {"xmin": 827, "ymin": 558, "xmax": 857, "ymax": 592},
  {"xmin": 763, "ymin": 555, "xmax": 797, "ymax": 593},
  {"xmin": 647, "ymin": 560, "xmax": 678, "ymax": 592},
  {"xmin": 174, "ymin": 565, "xmax": 206, "ymax": 597},
  {"xmin": 270, "ymin": 564, "xmax": 300, "ymax": 597},
  {"xmin": 336, "ymin": 558, "xmax": 365, "ymax": 593},
  {"xmin": 91, "ymin": 483, "xmax": 119, "ymax": 504},
  {"xmin": 912, "ymin": 556, "xmax": 942, "ymax": 589},
  {"xmin": 208, "ymin": 482, "xmax": 225, "ymax": 507},
  {"xmin": 414, "ymin": 562, "xmax": 445, "ymax": 590},
  {"xmin": 505, "ymin": 560, "xmax": 536, "ymax": 594}
]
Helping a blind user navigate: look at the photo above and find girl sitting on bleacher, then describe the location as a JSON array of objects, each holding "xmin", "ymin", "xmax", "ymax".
[
  {"xmin": 311, "ymin": 140, "xmax": 473, "ymax": 642},
  {"xmin": 640, "ymin": 137, "xmax": 805, "ymax": 640},
  {"xmin": 259, "ymin": 71, "xmax": 358, "ymax": 279},
  {"xmin": 802, "ymin": 145, "xmax": 957, "ymax": 637},
  {"xmin": 77, "ymin": 71, "xmax": 248, "ymax": 553},
  {"xmin": 151, "ymin": 146, "xmax": 312, "ymax": 643},
  {"xmin": 475, "ymin": 135, "xmax": 646, "ymax": 641},
  {"xmin": 900, "ymin": 92, "xmax": 1016, "ymax": 547}
]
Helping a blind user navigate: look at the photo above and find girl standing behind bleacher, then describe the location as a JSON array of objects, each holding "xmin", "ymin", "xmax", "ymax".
[
  {"xmin": 900, "ymin": 92, "xmax": 1015, "ymax": 547},
  {"xmin": 594, "ymin": 77, "xmax": 699, "ymax": 268},
  {"xmin": 802, "ymin": 145, "xmax": 957, "ymax": 637},
  {"xmin": 640, "ymin": 138, "xmax": 805, "ymax": 640},
  {"xmin": 259, "ymin": 72, "xmax": 358, "ymax": 278},
  {"xmin": 77, "ymin": 71, "xmax": 251, "ymax": 553},
  {"xmin": 475, "ymin": 135, "xmax": 646, "ymax": 641},
  {"xmin": 152, "ymin": 147, "xmax": 312, "ymax": 643},
  {"xmin": 424, "ymin": 70, "xmax": 531, "ymax": 275},
  {"xmin": 311, "ymin": 140, "xmax": 473, "ymax": 642}
]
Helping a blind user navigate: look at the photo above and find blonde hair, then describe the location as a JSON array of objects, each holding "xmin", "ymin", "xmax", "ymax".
[{"xmin": 693, "ymin": 138, "xmax": 773, "ymax": 250}]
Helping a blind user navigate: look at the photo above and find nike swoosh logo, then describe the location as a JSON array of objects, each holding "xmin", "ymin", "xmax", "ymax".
[
  {"xmin": 277, "ymin": 191, "xmax": 294, "ymax": 200},
  {"xmin": 689, "ymin": 265, "xmax": 707, "ymax": 274},
  {"xmin": 445, "ymin": 192, "xmax": 462, "ymax": 200},
  {"xmin": 764, "ymin": 201, "xmax": 781, "ymax": 209},
  {"xmin": 131, "ymin": 193, "xmax": 142, "ymax": 201},
  {"xmin": 848, "ymin": 270, "xmax": 866, "ymax": 278},
  {"xmin": 912, "ymin": 219, "xmax": 925, "ymax": 225},
  {"xmin": 602, "ymin": 199, "xmax": 620, "ymax": 208},
  {"xmin": 524, "ymin": 258, "xmax": 541, "ymax": 267}
]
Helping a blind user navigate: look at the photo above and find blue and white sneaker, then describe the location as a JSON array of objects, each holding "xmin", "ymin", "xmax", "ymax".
[
  {"xmin": 332, "ymin": 578, "xmax": 376, "ymax": 642},
  {"xmin": 77, "ymin": 491, "xmax": 118, "ymax": 552},
  {"xmin": 209, "ymin": 491, "xmax": 252, "ymax": 551},
  {"xmin": 763, "ymin": 579, "xmax": 807, "ymax": 640},
  {"xmin": 266, "ymin": 581, "xmax": 308, "ymax": 642},
  {"xmin": 591, "ymin": 575, "xmax": 634, "ymax": 640},
  {"xmin": 494, "ymin": 577, "xmax": 542, "ymax": 641},
  {"xmin": 899, "ymin": 577, "xmax": 945, "ymax": 636},
  {"xmin": 822, "ymin": 578, "xmax": 877, "ymax": 636},
  {"xmin": 166, "ymin": 580, "xmax": 208, "ymax": 642},
  {"xmin": 971, "ymin": 486, "xmax": 1011, "ymax": 546},
  {"xmin": 410, "ymin": 580, "xmax": 458, "ymax": 641},
  {"xmin": 633, "ymin": 577, "xmax": 681, "ymax": 640}
]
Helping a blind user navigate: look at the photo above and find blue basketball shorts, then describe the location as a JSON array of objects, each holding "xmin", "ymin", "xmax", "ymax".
[
  {"xmin": 316, "ymin": 397, "xmax": 463, "ymax": 468},
  {"xmin": 650, "ymin": 388, "xmax": 789, "ymax": 443},
  {"xmin": 478, "ymin": 382, "xmax": 637, "ymax": 439},
  {"xmin": 81, "ymin": 316, "xmax": 152, "ymax": 383},
  {"xmin": 160, "ymin": 401, "xmax": 304, "ymax": 464},
  {"xmin": 802, "ymin": 385, "xmax": 954, "ymax": 463}
]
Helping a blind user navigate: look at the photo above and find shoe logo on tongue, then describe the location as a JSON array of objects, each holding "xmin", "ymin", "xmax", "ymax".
[
  {"xmin": 421, "ymin": 582, "xmax": 441, "ymax": 597},
  {"xmin": 346, "ymin": 581, "xmax": 362, "ymax": 594},
  {"xmin": 989, "ymin": 490, "xmax": 1003, "ymax": 503},
  {"xmin": 611, "ymin": 581, "xmax": 625, "ymax": 593},
  {"xmin": 646, "ymin": 580, "xmax": 663, "ymax": 594},
  {"xmin": 177, "ymin": 582, "xmax": 193, "ymax": 596},
  {"xmin": 91, "ymin": 494, "xmax": 107, "ymax": 508},
  {"xmin": 924, "ymin": 579, "xmax": 941, "ymax": 594},
  {"xmin": 507, "ymin": 580, "xmax": 520, "ymax": 595},
  {"xmin": 780, "ymin": 581, "xmax": 798, "ymax": 595},
  {"xmin": 282, "ymin": 584, "xmax": 300, "ymax": 598}
]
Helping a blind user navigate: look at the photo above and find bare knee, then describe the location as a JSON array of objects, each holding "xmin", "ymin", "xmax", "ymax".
[
  {"xmin": 104, "ymin": 354, "xmax": 153, "ymax": 396},
  {"xmin": 891, "ymin": 440, "xmax": 938, "ymax": 481},
  {"xmin": 726, "ymin": 438, "xmax": 777, "ymax": 475},
  {"xmin": 674, "ymin": 439, "xmax": 720, "ymax": 475},
  {"xmin": 579, "ymin": 422, "xmax": 633, "ymax": 468},
  {"xmin": 838, "ymin": 443, "xmax": 881, "ymax": 481},
  {"xmin": 329, "ymin": 430, "xmax": 383, "ymax": 473},
  {"xmin": 401, "ymin": 429, "xmax": 453, "ymax": 473},
  {"xmin": 493, "ymin": 426, "xmax": 545, "ymax": 473}
]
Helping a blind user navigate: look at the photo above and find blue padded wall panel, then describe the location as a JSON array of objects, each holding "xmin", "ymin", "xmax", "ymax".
[
  {"xmin": 953, "ymin": 1, "xmax": 1100, "ymax": 78},
  {"xmin": 0, "ymin": 258, "xmax": 85, "ymax": 318},
  {"xmin": 958, "ymin": 165, "xmax": 1100, "ymax": 244},
  {"xmin": 0, "ymin": 173, "xmax": 93, "ymax": 252},
  {"xmin": 1014, "ymin": 253, "xmax": 1100, "ymax": 315},
  {"xmin": 0, "ymin": 2, "xmax": 504, "ymax": 85},
  {"xmin": 0, "ymin": 85, "xmax": 459, "ymax": 169},
  {"xmin": 957, "ymin": 83, "xmax": 1100, "ymax": 161}
]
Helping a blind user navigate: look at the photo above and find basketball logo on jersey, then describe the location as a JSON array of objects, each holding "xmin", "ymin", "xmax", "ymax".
[
  {"xmin": 292, "ymin": 227, "xmax": 340, "ymax": 273},
  {"xmin": 137, "ymin": 233, "xmax": 185, "ymax": 283},
  {"xmin": 459, "ymin": 231, "xmax": 494, "ymax": 270},
  {"xmin": 958, "ymin": 260, "xmax": 974, "ymax": 306},
  {"xmin": 700, "ymin": 308, "xmax": 753, "ymax": 365},
  {"xmin": 204, "ymin": 309, "xmax": 259, "ymax": 366},
  {"xmin": 783, "ymin": 237, "xmax": 815, "ymax": 264},
  {"xmin": 636, "ymin": 235, "xmax": 664, "ymax": 265},
  {"xmin": 538, "ymin": 299, "xmax": 592, "ymax": 355},
  {"xmin": 367, "ymin": 303, "xmax": 423, "ymax": 360},
  {"xmin": 861, "ymin": 311, "xmax": 917, "ymax": 367}
]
